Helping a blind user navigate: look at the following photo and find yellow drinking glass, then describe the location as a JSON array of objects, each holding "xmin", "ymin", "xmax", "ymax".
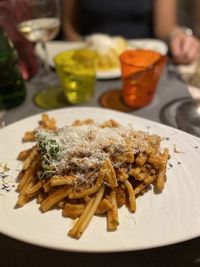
[{"xmin": 54, "ymin": 49, "xmax": 97, "ymax": 104}]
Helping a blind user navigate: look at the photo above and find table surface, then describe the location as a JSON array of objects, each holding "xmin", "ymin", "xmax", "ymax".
[{"xmin": 1, "ymin": 64, "xmax": 200, "ymax": 267}]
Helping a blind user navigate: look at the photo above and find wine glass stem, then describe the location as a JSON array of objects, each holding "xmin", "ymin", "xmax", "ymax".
[
  {"xmin": 0, "ymin": 110, "xmax": 5, "ymax": 128},
  {"xmin": 41, "ymin": 41, "xmax": 50, "ymax": 74}
]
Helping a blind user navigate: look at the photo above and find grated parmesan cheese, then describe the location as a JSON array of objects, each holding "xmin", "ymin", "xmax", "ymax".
[
  {"xmin": 35, "ymin": 123, "xmax": 159, "ymax": 185},
  {"xmin": 0, "ymin": 162, "xmax": 15, "ymax": 194}
]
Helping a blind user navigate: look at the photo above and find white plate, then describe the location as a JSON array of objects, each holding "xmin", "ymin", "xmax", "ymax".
[
  {"xmin": 36, "ymin": 41, "xmax": 120, "ymax": 80},
  {"xmin": 96, "ymin": 68, "xmax": 121, "ymax": 79},
  {"xmin": 36, "ymin": 41, "xmax": 121, "ymax": 80},
  {"xmin": 1, "ymin": 107, "xmax": 200, "ymax": 252},
  {"xmin": 35, "ymin": 41, "xmax": 85, "ymax": 67},
  {"xmin": 128, "ymin": 39, "xmax": 168, "ymax": 56},
  {"xmin": 36, "ymin": 39, "xmax": 168, "ymax": 80}
]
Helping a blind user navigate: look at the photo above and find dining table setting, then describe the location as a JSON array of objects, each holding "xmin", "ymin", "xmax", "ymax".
[{"xmin": 0, "ymin": 33, "xmax": 200, "ymax": 267}]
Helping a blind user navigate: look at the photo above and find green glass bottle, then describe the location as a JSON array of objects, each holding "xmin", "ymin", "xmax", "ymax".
[{"xmin": 0, "ymin": 27, "xmax": 26, "ymax": 109}]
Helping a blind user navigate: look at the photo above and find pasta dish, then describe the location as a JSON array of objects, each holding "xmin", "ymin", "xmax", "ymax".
[
  {"xmin": 85, "ymin": 34, "xmax": 128, "ymax": 71},
  {"xmin": 16, "ymin": 114, "xmax": 169, "ymax": 239}
]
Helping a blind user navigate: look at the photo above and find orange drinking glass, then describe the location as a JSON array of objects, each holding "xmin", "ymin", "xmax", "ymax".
[{"xmin": 120, "ymin": 49, "xmax": 167, "ymax": 108}]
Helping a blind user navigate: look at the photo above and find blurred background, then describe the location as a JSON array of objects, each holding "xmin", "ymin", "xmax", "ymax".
[
  {"xmin": 55, "ymin": 0, "xmax": 200, "ymax": 41},
  {"xmin": 178, "ymin": 0, "xmax": 200, "ymax": 38}
]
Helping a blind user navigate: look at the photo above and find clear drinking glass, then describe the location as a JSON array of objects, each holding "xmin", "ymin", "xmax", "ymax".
[{"xmin": 13, "ymin": 0, "xmax": 65, "ymax": 109}]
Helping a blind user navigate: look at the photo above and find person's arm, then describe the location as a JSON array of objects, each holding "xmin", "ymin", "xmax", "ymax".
[
  {"xmin": 60, "ymin": 0, "xmax": 82, "ymax": 41},
  {"xmin": 153, "ymin": 0, "xmax": 200, "ymax": 64},
  {"xmin": 153, "ymin": 0, "xmax": 177, "ymax": 40}
]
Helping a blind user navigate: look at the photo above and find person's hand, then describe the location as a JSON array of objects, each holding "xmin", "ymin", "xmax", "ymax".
[
  {"xmin": 0, "ymin": 1, "xmax": 38, "ymax": 80},
  {"xmin": 169, "ymin": 30, "xmax": 200, "ymax": 64}
]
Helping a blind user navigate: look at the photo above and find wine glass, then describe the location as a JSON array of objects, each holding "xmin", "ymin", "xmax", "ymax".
[
  {"xmin": 13, "ymin": 0, "xmax": 66, "ymax": 109},
  {"xmin": 160, "ymin": 59, "xmax": 200, "ymax": 137}
]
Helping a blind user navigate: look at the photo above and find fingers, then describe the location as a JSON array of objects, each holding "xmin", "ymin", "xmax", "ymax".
[
  {"xmin": 170, "ymin": 33, "xmax": 200, "ymax": 64},
  {"xmin": 170, "ymin": 33, "xmax": 184, "ymax": 59},
  {"xmin": 182, "ymin": 35, "xmax": 200, "ymax": 63}
]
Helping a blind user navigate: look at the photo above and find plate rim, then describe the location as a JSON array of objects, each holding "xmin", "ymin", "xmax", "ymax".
[{"xmin": 2, "ymin": 106, "xmax": 199, "ymax": 141}]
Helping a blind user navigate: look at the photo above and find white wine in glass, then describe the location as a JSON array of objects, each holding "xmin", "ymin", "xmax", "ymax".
[
  {"xmin": 18, "ymin": 18, "xmax": 60, "ymax": 43},
  {"xmin": 14, "ymin": 0, "xmax": 66, "ymax": 109}
]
